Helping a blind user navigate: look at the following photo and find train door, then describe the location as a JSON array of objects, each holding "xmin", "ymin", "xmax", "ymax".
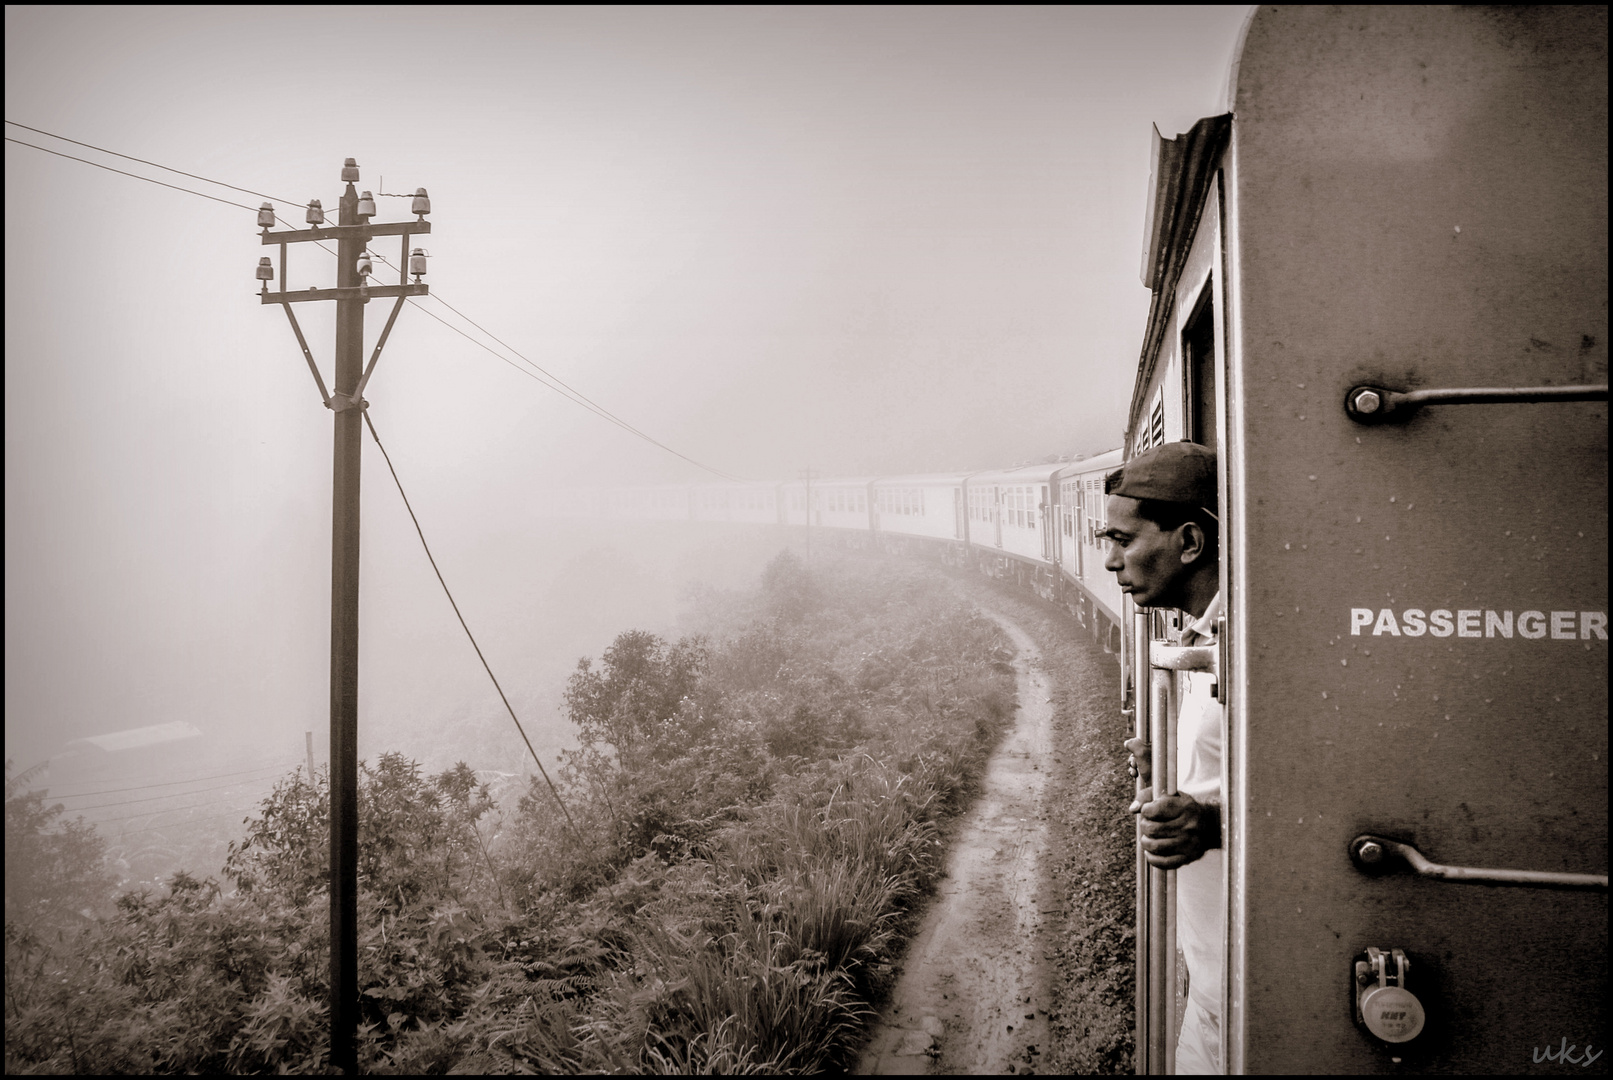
[
  {"xmin": 993, "ymin": 487, "xmax": 1003, "ymax": 548},
  {"xmin": 1220, "ymin": 6, "xmax": 1608, "ymax": 1073},
  {"xmin": 1073, "ymin": 486, "xmax": 1085, "ymax": 579},
  {"xmin": 953, "ymin": 486, "xmax": 964, "ymax": 540},
  {"xmin": 1128, "ymin": 116, "xmax": 1233, "ymax": 1070},
  {"xmin": 1041, "ymin": 484, "xmax": 1053, "ymax": 560}
]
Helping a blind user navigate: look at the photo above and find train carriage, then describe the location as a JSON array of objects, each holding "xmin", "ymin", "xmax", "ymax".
[
  {"xmin": 689, "ymin": 484, "xmax": 732, "ymax": 524},
  {"xmin": 780, "ymin": 479, "xmax": 809, "ymax": 528},
  {"xmin": 729, "ymin": 483, "xmax": 782, "ymax": 525},
  {"xmin": 963, "ymin": 463, "xmax": 1062, "ymax": 575},
  {"xmin": 813, "ymin": 478, "xmax": 875, "ymax": 534},
  {"xmin": 1052, "ymin": 449, "xmax": 1126, "ymax": 638},
  {"xmin": 871, "ymin": 473, "xmax": 969, "ymax": 549},
  {"xmin": 1126, "ymin": 6, "xmax": 1608, "ymax": 1073}
]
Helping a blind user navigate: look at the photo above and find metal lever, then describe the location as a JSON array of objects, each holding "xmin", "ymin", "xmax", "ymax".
[
  {"xmin": 1351, "ymin": 835, "xmax": 1609, "ymax": 891},
  {"xmin": 1346, "ymin": 383, "xmax": 1608, "ymax": 423}
]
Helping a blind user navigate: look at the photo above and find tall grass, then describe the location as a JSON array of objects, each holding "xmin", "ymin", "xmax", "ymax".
[
  {"xmin": 465, "ymin": 554, "xmax": 1020, "ymax": 1073},
  {"xmin": 3, "ymin": 551, "xmax": 1017, "ymax": 1074}
]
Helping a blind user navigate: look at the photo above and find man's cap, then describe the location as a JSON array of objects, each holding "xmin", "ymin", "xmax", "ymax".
[{"xmin": 1104, "ymin": 440, "xmax": 1218, "ymax": 510}]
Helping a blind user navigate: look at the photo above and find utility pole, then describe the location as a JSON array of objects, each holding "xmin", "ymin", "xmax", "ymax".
[
  {"xmin": 799, "ymin": 467, "xmax": 819, "ymax": 563},
  {"xmin": 256, "ymin": 160, "xmax": 431, "ymax": 1074}
]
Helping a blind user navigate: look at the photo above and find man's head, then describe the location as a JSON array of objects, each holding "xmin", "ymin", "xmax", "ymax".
[{"xmin": 1101, "ymin": 441, "xmax": 1220, "ymax": 613}]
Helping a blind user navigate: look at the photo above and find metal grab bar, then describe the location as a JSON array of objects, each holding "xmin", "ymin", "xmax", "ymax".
[
  {"xmin": 1350, "ymin": 835, "xmax": 1609, "ymax": 891},
  {"xmin": 1150, "ymin": 643, "xmax": 1217, "ymax": 673},
  {"xmin": 1346, "ymin": 383, "xmax": 1609, "ymax": 423}
]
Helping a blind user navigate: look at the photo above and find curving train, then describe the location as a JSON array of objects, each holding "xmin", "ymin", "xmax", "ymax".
[
  {"xmin": 550, "ymin": 450, "xmax": 1131, "ymax": 649},
  {"xmin": 551, "ymin": 7, "xmax": 1607, "ymax": 1073}
]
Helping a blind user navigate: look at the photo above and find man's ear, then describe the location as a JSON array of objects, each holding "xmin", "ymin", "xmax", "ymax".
[{"xmin": 1178, "ymin": 521, "xmax": 1207, "ymax": 566}]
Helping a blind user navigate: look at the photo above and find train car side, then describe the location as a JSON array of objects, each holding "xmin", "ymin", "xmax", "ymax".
[
  {"xmin": 871, "ymin": 473, "xmax": 970, "ymax": 562},
  {"xmin": 1127, "ymin": 7, "xmax": 1608, "ymax": 1072},
  {"xmin": 1052, "ymin": 449, "xmax": 1126, "ymax": 642},
  {"xmin": 963, "ymin": 463, "xmax": 1061, "ymax": 594}
]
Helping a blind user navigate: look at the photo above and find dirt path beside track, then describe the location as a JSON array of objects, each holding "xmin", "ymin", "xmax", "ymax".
[
  {"xmin": 858, "ymin": 616, "xmax": 1056, "ymax": 1075},
  {"xmin": 856, "ymin": 571, "xmax": 1135, "ymax": 1076}
]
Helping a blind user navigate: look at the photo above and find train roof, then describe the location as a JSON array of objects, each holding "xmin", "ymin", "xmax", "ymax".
[
  {"xmin": 870, "ymin": 472, "xmax": 973, "ymax": 487},
  {"xmin": 1053, "ymin": 447, "xmax": 1125, "ymax": 480},
  {"xmin": 779, "ymin": 476, "xmax": 876, "ymax": 487},
  {"xmin": 967, "ymin": 462, "xmax": 1066, "ymax": 485}
]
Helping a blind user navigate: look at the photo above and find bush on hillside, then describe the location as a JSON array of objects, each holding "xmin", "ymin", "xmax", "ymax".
[{"xmin": 4, "ymin": 549, "xmax": 1020, "ymax": 1075}]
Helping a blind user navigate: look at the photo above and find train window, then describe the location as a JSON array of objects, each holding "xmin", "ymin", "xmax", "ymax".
[
  {"xmin": 1149, "ymin": 397, "xmax": 1165, "ymax": 448},
  {"xmin": 1185, "ymin": 280, "xmax": 1217, "ymax": 453}
]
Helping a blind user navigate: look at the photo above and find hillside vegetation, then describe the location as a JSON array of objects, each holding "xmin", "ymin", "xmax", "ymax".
[{"xmin": 4, "ymin": 550, "xmax": 1019, "ymax": 1074}]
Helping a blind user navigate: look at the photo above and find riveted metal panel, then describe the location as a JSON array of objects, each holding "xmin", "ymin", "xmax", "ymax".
[{"xmin": 1225, "ymin": 6, "xmax": 1607, "ymax": 1073}]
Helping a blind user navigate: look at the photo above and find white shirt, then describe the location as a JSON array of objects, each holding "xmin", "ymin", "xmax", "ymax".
[{"xmin": 1175, "ymin": 591, "xmax": 1224, "ymax": 1016}]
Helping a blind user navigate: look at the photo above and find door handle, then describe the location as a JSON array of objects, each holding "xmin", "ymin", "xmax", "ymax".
[
  {"xmin": 1350, "ymin": 835, "xmax": 1608, "ymax": 891},
  {"xmin": 1345, "ymin": 383, "xmax": 1608, "ymax": 423}
]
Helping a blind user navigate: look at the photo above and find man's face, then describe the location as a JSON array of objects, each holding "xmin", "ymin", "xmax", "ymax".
[{"xmin": 1102, "ymin": 495, "xmax": 1187, "ymax": 609}]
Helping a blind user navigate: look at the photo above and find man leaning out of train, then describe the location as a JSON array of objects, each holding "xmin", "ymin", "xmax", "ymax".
[{"xmin": 1101, "ymin": 440, "xmax": 1224, "ymax": 1075}]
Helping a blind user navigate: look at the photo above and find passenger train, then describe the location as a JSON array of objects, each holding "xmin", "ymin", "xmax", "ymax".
[
  {"xmin": 548, "ymin": 7, "xmax": 1607, "ymax": 1073},
  {"xmin": 549, "ymin": 450, "xmax": 1129, "ymax": 649}
]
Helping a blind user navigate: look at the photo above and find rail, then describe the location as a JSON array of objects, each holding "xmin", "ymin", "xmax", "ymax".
[
  {"xmin": 1345, "ymin": 383, "xmax": 1608, "ymax": 423},
  {"xmin": 1350, "ymin": 835, "xmax": 1609, "ymax": 891}
]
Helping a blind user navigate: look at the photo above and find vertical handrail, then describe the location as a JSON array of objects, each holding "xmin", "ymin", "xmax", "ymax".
[
  {"xmin": 1136, "ymin": 622, "xmax": 1198, "ymax": 1074},
  {"xmin": 1131, "ymin": 608, "xmax": 1152, "ymax": 1074},
  {"xmin": 1138, "ymin": 610, "xmax": 1181, "ymax": 1073},
  {"xmin": 1152, "ymin": 662, "xmax": 1179, "ymax": 1074}
]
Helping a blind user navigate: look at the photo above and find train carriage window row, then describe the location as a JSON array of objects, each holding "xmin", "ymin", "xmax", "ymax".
[
  {"xmin": 1060, "ymin": 480, "xmax": 1077, "ymax": 537},
  {"xmin": 876, "ymin": 488, "xmax": 924, "ymax": 516},
  {"xmin": 967, "ymin": 486, "xmax": 993, "ymax": 522},
  {"xmin": 1006, "ymin": 485, "xmax": 1037, "ymax": 529},
  {"xmin": 822, "ymin": 488, "xmax": 866, "ymax": 514}
]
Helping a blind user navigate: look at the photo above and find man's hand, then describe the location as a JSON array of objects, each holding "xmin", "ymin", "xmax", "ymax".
[
  {"xmin": 1135, "ymin": 792, "xmax": 1219, "ymax": 869},
  {"xmin": 1123, "ymin": 737, "xmax": 1220, "ymax": 869},
  {"xmin": 1123, "ymin": 737, "xmax": 1152, "ymax": 812}
]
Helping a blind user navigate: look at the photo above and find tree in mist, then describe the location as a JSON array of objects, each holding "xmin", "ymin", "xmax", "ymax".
[
  {"xmin": 562, "ymin": 630, "xmax": 711, "ymax": 764},
  {"xmin": 4, "ymin": 759, "xmax": 113, "ymax": 932},
  {"xmin": 761, "ymin": 548, "xmax": 821, "ymax": 621}
]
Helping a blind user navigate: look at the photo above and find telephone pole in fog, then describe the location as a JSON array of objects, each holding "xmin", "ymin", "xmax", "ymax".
[
  {"xmin": 799, "ymin": 468, "xmax": 819, "ymax": 562},
  {"xmin": 256, "ymin": 160, "xmax": 432, "ymax": 1074}
]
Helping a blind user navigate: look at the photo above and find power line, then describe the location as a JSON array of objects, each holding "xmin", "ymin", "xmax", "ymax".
[
  {"xmin": 4, "ymin": 136, "xmax": 259, "ymax": 212},
  {"xmin": 2, "ymin": 135, "xmax": 316, "ymax": 242},
  {"xmin": 108, "ymin": 811, "xmax": 255, "ymax": 840},
  {"xmin": 369, "ymin": 247, "xmax": 747, "ymax": 482},
  {"xmin": 83, "ymin": 788, "xmax": 269, "ymax": 826},
  {"xmin": 6, "ymin": 119, "xmax": 304, "ymax": 208},
  {"xmin": 361, "ymin": 409, "xmax": 579, "ymax": 835},
  {"xmin": 6, "ymin": 119, "xmax": 745, "ymax": 482},
  {"xmin": 45, "ymin": 760, "xmax": 298, "ymax": 801},
  {"xmin": 401, "ymin": 284, "xmax": 747, "ymax": 482},
  {"xmin": 433, "ymin": 291, "xmax": 751, "ymax": 482},
  {"xmin": 58, "ymin": 770, "xmax": 297, "ymax": 813}
]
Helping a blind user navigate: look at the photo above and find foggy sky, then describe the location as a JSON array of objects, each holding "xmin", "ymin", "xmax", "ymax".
[{"xmin": 5, "ymin": 6, "xmax": 1248, "ymax": 766}]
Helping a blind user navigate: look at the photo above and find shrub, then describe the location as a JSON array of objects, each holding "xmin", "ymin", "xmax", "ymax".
[{"xmin": 4, "ymin": 549, "xmax": 1020, "ymax": 1075}]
